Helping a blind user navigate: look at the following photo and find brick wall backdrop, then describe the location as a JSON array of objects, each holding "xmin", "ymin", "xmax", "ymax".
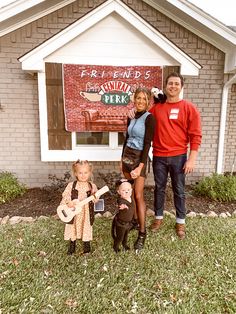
[{"xmin": 0, "ymin": 0, "xmax": 235, "ymax": 188}]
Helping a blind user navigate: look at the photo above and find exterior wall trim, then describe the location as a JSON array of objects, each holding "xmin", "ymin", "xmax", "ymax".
[
  {"xmin": 144, "ymin": 0, "xmax": 236, "ymax": 72},
  {"xmin": 0, "ymin": 0, "xmax": 76, "ymax": 37},
  {"xmin": 217, "ymin": 74, "xmax": 236, "ymax": 173},
  {"xmin": 19, "ymin": 0, "xmax": 201, "ymax": 76}
]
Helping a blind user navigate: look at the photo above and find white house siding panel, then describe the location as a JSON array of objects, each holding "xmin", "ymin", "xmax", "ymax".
[
  {"xmin": 224, "ymin": 84, "xmax": 236, "ymax": 173},
  {"xmin": 0, "ymin": 0, "xmax": 234, "ymax": 187},
  {"xmin": 46, "ymin": 13, "xmax": 176, "ymax": 66}
]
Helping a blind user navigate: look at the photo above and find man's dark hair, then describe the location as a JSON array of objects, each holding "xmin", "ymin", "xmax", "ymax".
[{"xmin": 165, "ymin": 72, "xmax": 184, "ymax": 87}]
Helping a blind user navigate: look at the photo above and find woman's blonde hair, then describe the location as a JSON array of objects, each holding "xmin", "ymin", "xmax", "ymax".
[
  {"xmin": 134, "ymin": 87, "xmax": 151, "ymax": 108},
  {"xmin": 72, "ymin": 159, "xmax": 93, "ymax": 181}
]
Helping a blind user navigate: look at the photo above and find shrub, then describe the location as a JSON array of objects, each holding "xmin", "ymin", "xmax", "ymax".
[
  {"xmin": 44, "ymin": 171, "xmax": 71, "ymax": 192},
  {"xmin": 98, "ymin": 171, "xmax": 121, "ymax": 194},
  {"xmin": 0, "ymin": 172, "xmax": 26, "ymax": 204},
  {"xmin": 193, "ymin": 173, "xmax": 236, "ymax": 202}
]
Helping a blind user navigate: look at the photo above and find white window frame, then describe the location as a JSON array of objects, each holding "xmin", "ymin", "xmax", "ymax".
[{"xmin": 38, "ymin": 71, "xmax": 123, "ymax": 162}]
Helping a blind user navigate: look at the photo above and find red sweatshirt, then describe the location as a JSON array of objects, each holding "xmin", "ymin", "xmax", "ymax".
[{"xmin": 149, "ymin": 99, "xmax": 202, "ymax": 157}]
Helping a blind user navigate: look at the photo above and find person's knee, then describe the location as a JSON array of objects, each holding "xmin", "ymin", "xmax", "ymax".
[
  {"xmin": 134, "ymin": 192, "xmax": 144, "ymax": 203},
  {"xmin": 172, "ymin": 182, "xmax": 185, "ymax": 196}
]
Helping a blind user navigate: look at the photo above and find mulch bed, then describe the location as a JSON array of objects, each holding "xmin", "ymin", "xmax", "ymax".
[{"xmin": 0, "ymin": 185, "xmax": 235, "ymax": 218}]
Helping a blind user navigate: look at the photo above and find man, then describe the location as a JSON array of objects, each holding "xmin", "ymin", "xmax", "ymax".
[{"xmin": 149, "ymin": 72, "xmax": 202, "ymax": 239}]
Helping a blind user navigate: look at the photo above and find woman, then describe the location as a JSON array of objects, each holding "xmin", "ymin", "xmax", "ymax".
[{"xmin": 121, "ymin": 87, "xmax": 156, "ymax": 251}]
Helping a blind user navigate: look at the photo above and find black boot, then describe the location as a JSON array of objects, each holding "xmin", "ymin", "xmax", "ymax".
[
  {"xmin": 134, "ymin": 231, "xmax": 146, "ymax": 251},
  {"xmin": 83, "ymin": 241, "xmax": 91, "ymax": 254},
  {"xmin": 67, "ymin": 240, "xmax": 76, "ymax": 255}
]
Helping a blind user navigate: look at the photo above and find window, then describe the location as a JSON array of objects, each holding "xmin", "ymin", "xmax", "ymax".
[{"xmin": 75, "ymin": 132, "xmax": 126, "ymax": 147}]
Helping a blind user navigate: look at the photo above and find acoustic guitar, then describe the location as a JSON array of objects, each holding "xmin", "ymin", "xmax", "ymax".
[{"xmin": 57, "ymin": 185, "xmax": 109, "ymax": 223}]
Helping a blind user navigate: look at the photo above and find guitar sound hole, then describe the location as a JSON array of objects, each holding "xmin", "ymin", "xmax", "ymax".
[{"xmin": 62, "ymin": 210, "xmax": 67, "ymax": 217}]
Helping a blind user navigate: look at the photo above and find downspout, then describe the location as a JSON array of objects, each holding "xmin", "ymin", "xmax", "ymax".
[{"xmin": 217, "ymin": 74, "xmax": 236, "ymax": 173}]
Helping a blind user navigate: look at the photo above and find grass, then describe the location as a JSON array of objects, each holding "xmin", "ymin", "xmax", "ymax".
[{"xmin": 0, "ymin": 216, "xmax": 236, "ymax": 313}]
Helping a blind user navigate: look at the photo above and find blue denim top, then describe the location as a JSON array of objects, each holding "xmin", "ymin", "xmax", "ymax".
[{"xmin": 126, "ymin": 111, "xmax": 150, "ymax": 151}]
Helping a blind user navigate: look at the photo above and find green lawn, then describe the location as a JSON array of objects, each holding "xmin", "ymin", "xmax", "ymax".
[{"xmin": 0, "ymin": 216, "xmax": 236, "ymax": 313}]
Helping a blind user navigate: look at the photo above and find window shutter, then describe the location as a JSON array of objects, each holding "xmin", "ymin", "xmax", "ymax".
[{"xmin": 45, "ymin": 62, "xmax": 72, "ymax": 150}]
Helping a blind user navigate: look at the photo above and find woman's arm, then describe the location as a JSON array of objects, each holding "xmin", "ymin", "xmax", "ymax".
[{"xmin": 140, "ymin": 114, "xmax": 156, "ymax": 163}]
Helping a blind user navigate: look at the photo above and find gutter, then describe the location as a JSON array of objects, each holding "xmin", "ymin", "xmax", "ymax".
[{"xmin": 217, "ymin": 74, "xmax": 236, "ymax": 173}]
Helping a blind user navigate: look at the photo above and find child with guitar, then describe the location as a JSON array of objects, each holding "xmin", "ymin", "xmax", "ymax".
[{"xmin": 57, "ymin": 159, "xmax": 98, "ymax": 255}]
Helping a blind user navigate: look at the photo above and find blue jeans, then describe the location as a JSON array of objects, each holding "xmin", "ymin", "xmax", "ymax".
[{"xmin": 152, "ymin": 154, "xmax": 187, "ymax": 222}]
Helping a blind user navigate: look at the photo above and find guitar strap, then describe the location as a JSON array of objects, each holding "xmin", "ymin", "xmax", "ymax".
[
  {"xmin": 70, "ymin": 181, "xmax": 95, "ymax": 226},
  {"xmin": 86, "ymin": 182, "xmax": 95, "ymax": 226},
  {"xmin": 71, "ymin": 180, "xmax": 78, "ymax": 200}
]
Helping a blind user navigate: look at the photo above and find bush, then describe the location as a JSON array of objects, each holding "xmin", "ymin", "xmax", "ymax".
[
  {"xmin": 0, "ymin": 172, "xmax": 26, "ymax": 204},
  {"xmin": 45, "ymin": 171, "xmax": 71, "ymax": 192},
  {"xmin": 193, "ymin": 173, "xmax": 236, "ymax": 202}
]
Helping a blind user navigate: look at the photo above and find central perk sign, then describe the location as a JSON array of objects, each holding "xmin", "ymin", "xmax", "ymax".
[
  {"xmin": 63, "ymin": 64, "xmax": 162, "ymax": 132},
  {"xmin": 99, "ymin": 80, "xmax": 132, "ymax": 105}
]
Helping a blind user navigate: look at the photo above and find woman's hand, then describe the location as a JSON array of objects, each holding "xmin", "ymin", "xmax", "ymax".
[{"xmin": 130, "ymin": 164, "xmax": 143, "ymax": 179}]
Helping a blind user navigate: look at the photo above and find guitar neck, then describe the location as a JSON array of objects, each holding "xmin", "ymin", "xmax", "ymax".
[{"xmin": 74, "ymin": 186, "xmax": 109, "ymax": 212}]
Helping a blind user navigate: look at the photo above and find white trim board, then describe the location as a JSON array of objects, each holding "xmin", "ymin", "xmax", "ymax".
[
  {"xmin": 41, "ymin": 148, "xmax": 123, "ymax": 162},
  {"xmin": 0, "ymin": 0, "xmax": 76, "ymax": 37},
  {"xmin": 144, "ymin": 0, "xmax": 236, "ymax": 72},
  {"xmin": 19, "ymin": 0, "xmax": 201, "ymax": 76}
]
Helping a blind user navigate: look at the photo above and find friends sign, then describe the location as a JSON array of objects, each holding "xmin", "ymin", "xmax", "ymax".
[{"xmin": 63, "ymin": 64, "xmax": 162, "ymax": 132}]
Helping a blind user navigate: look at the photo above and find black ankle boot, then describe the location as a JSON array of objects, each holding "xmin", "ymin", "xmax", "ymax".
[
  {"xmin": 67, "ymin": 240, "xmax": 76, "ymax": 255},
  {"xmin": 83, "ymin": 241, "xmax": 91, "ymax": 254},
  {"xmin": 134, "ymin": 231, "xmax": 146, "ymax": 251}
]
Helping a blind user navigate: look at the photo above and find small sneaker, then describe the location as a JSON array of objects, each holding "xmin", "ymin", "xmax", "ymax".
[
  {"xmin": 150, "ymin": 219, "xmax": 163, "ymax": 232},
  {"xmin": 175, "ymin": 223, "xmax": 185, "ymax": 240}
]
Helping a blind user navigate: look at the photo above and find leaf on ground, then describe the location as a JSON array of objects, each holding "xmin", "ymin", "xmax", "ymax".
[
  {"xmin": 154, "ymin": 283, "xmax": 163, "ymax": 292},
  {"xmin": 0, "ymin": 270, "xmax": 10, "ymax": 279},
  {"xmin": 44, "ymin": 270, "xmax": 52, "ymax": 277},
  {"xmin": 65, "ymin": 299, "xmax": 77, "ymax": 308},
  {"xmin": 170, "ymin": 294, "xmax": 177, "ymax": 303},
  {"xmin": 38, "ymin": 251, "xmax": 47, "ymax": 257},
  {"xmin": 102, "ymin": 264, "xmax": 108, "ymax": 271},
  {"xmin": 12, "ymin": 258, "xmax": 19, "ymax": 266},
  {"xmin": 17, "ymin": 237, "xmax": 23, "ymax": 244}
]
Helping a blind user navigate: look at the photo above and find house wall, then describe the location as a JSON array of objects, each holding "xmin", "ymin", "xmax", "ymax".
[{"xmin": 0, "ymin": 0, "xmax": 232, "ymax": 188}]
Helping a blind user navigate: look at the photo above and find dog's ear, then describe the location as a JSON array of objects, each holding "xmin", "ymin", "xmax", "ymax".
[
  {"xmin": 127, "ymin": 179, "xmax": 134, "ymax": 185},
  {"xmin": 151, "ymin": 87, "xmax": 167, "ymax": 104},
  {"xmin": 115, "ymin": 178, "xmax": 134, "ymax": 189}
]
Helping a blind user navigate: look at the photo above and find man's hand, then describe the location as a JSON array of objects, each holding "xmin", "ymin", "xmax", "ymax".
[
  {"xmin": 183, "ymin": 151, "xmax": 198, "ymax": 174},
  {"xmin": 127, "ymin": 108, "xmax": 136, "ymax": 119}
]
